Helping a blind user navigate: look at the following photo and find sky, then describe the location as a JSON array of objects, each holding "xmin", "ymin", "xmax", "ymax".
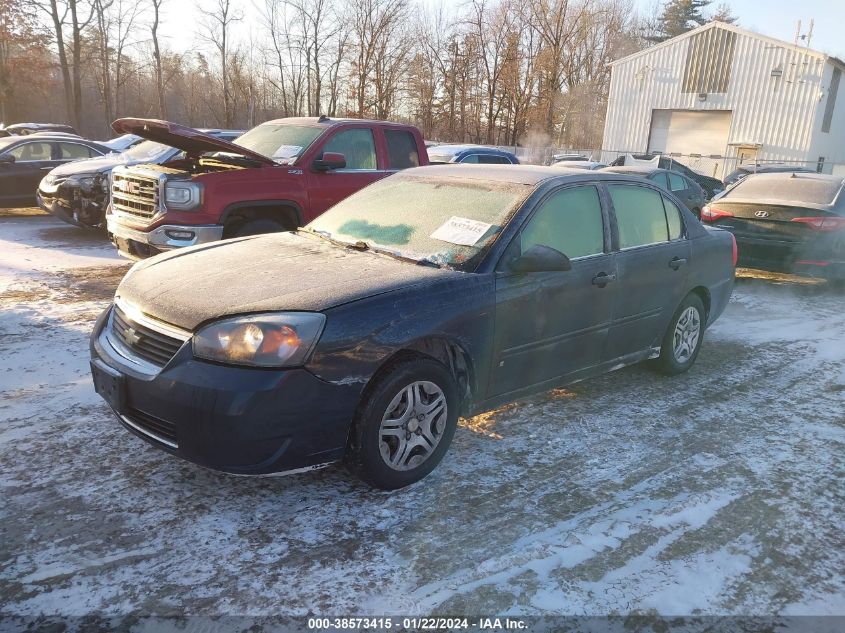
[{"xmin": 155, "ymin": 0, "xmax": 845, "ymax": 61}]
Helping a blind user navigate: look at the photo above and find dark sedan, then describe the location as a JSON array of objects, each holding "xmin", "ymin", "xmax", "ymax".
[
  {"xmin": 610, "ymin": 154, "xmax": 723, "ymax": 199},
  {"xmin": 37, "ymin": 129, "xmax": 242, "ymax": 229},
  {"xmin": 0, "ymin": 134, "xmax": 109, "ymax": 208},
  {"xmin": 428, "ymin": 144, "xmax": 520, "ymax": 164},
  {"xmin": 90, "ymin": 166, "xmax": 735, "ymax": 489},
  {"xmin": 601, "ymin": 166, "xmax": 706, "ymax": 217},
  {"xmin": 702, "ymin": 172, "xmax": 845, "ymax": 280}
]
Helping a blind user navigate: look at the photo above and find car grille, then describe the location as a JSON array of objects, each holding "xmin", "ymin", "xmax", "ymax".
[
  {"xmin": 111, "ymin": 304, "xmax": 185, "ymax": 367},
  {"xmin": 123, "ymin": 408, "xmax": 178, "ymax": 447},
  {"xmin": 112, "ymin": 172, "xmax": 159, "ymax": 221}
]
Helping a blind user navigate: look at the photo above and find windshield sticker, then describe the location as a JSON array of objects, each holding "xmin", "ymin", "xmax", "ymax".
[
  {"xmin": 272, "ymin": 145, "xmax": 303, "ymax": 158},
  {"xmin": 430, "ymin": 217, "xmax": 493, "ymax": 246}
]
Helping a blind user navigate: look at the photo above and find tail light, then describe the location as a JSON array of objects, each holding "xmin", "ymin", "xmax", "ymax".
[
  {"xmin": 790, "ymin": 216, "xmax": 845, "ymax": 232},
  {"xmin": 701, "ymin": 206, "xmax": 734, "ymax": 222},
  {"xmin": 730, "ymin": 233, "xmax": 738, "ymax": 267}
]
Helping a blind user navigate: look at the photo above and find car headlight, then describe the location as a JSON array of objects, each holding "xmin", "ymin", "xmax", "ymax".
[
  {"xmin": 164, "ymin": 181, "xmax": 203, "ymax": 210},
  {"xmin": 192, "ymin": 313, "xmax": 326, "ymax": 367}
]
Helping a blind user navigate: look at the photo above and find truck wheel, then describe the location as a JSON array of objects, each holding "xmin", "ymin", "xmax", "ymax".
[
  {"xmin": 233, "ymin": 219, "xmax": 287, "ymax": 237},
  {"xmin": 347, "ymin": 357, "xmax": 459, "ymax": 490},
  {"xmin": 654, "ymin": 294, "xmax": 705, "ymax": 376}
]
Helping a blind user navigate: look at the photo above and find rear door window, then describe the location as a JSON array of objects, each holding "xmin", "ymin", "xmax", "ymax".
[
  {"xmin": 649, "ymin": 172, "xmax": 669, "ymax": 189},
  {"xmin": 384, "ymin": 130, "xmax": 419, "ymax": 170},
  {"xmin": 58, "ymin": 142, "xmax": 98, "ymax": 159},
  {"xmin": 520, "ymin": 185, "xmax": 605, "ymax": 259},
  {"xmin": 609, "ymin": 185, "xmax": 669, "ymax": 249},
  {"xmin": 322, "ymin": 128, "xmax": 377, "ymax": 170},
  {"xmin": 478, "ymin": 154, "xmax": 508, "ymax": 164}
]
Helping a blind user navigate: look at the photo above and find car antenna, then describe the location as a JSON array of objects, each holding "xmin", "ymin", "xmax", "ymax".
[{"xmin": 318, "ymin": 114, "xmax": 330, "ymax": 122}]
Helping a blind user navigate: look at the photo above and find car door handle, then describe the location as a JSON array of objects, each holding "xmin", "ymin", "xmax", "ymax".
[
  {"xmin": 591, "ymin": 272, "xmax": 616, "ymax": 286},
  {"xmin": 669, "ymin": 257, "xmax": 688, "ymax": 270},
  {"xmin": 41, "ymin": 166, "xmax": 53, "ymax": 170}
]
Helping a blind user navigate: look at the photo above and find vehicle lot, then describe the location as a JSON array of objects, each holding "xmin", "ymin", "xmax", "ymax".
[{"xmin": 1, "ymin": 214, "xmax": 843, "ymax": 616}]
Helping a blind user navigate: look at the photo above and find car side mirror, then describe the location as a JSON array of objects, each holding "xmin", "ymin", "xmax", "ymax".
[
  {"xmin": 510, "ymin": 244, "xmax": 572, "ymax": 273},
  {"xmin": 0, "ymin": 154, "xmax": 15, "ymax": 165},
  {"xmin": 313, "ymin": 152, "xmax": 346, "ymax": 171}
]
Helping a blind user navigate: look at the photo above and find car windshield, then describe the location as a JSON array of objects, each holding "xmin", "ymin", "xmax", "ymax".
[
  {"xmin": 233, "ymin": 124, "xmax": 323, "ymax": 163},
  {"xmin": 728, "ymin": 174, "xmax": 844, "ymax": 205},
  {"xmin": 306, "ymin": 173, "xmax": 532, "ymax": 270},
  {"xmin": 123, "ymin": 140, "xmax": 176, "ymax": 162}
]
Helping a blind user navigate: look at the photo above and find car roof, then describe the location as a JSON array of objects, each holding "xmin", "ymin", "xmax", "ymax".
[
  {"xmin": 738, "ymin": 164, "xmax": 813, "ymax": 173},
  {"xmin": 402, "ymin": 164, "xmax": 661, "ymax": 186},
  {"xmin": 259, "ymin": 116, "xmax": 413, "ymax": 129},
  {"xmin": 601, "ymin": 165, "xmax": 665, "ymax": 175},
  {"xmin": 0, "ymin": 134, "xmax": 101, "ymax": 144}
]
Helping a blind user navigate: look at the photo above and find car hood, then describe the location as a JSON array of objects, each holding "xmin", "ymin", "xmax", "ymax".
[
  {"xmin": 111, "ymin": 118, "xmax": 274, "ymax": 166},
  {"xmin": 117, "ymin": 232, "xmax": 461, "ymax": 331},
  {"xmin": 47, "ymin": 153, "xmax": 139, "ymax": 177}
]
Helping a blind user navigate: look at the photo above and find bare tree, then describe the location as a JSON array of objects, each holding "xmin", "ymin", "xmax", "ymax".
[
  {"xmin": 349, "ymin": 0, "xmax": 410, "ymax": 118},
  {"xmin": 150, "ymin": 0, "xmax": 165, "ymax": 117},
  {"xmin": 197, "ymin": 0, "xmax": 242, "ymax": 127}
]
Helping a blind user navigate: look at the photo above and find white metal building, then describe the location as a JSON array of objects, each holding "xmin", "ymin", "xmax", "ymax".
[{"xmin": 601, "ymin": 22, "xmax": 845, "ymax": 178}]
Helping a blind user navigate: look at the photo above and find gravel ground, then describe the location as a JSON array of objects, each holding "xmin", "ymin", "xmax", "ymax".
[{"xmin": 1, "ymin": 215, "xmax": 843, "ymax": 621}]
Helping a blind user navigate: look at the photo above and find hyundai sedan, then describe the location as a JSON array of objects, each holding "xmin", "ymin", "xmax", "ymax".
[{"xmin": 90, "ymin": 166, "xmax": 736, "ymax": 489}]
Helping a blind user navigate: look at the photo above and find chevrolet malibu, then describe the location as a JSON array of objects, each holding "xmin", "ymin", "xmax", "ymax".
[{"xmin": 90, "ymin": 166, "xmax": 736, "ymax": 489}]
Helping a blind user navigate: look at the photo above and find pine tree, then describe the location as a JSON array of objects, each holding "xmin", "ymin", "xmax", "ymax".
[{"xmin": 648, "ymin": 0, "xmax": 737, "ymax": 43}]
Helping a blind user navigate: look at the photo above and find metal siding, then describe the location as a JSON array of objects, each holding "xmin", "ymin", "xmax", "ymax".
[{"xmin": 602, "ymin": 25, "xmax": 828, "ymax": 174}]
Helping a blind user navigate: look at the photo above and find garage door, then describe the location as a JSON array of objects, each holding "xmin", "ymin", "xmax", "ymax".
[{"xmin": 648, "ymin": 109, "xmax": 732, "ymax": 177}]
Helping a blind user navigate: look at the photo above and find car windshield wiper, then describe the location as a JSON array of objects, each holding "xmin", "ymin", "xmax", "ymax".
[
  {"xmin": 362, "ymin": 243, "xmax": 443, "ymax": 268},
  {"xmin": 298, "ymin": 227, "xmax": 352, "ymax": 249},
  {"xmin": 299, "ymin": 229, "xmax": 443, "ymax": 268}
]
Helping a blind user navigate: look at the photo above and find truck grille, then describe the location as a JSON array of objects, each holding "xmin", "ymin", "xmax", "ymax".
[
  {"xmin": 111, "ymin": 304, "xmax": 186, "ymax": 367},
  {"xmin": 112, "ymin": 172, "xmax": 160, "ymax": 221}
]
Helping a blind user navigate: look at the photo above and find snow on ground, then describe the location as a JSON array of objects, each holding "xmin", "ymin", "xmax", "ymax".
[{"xmin": 1, "ymin": 216, "xmax": 844, "ymax": 618}]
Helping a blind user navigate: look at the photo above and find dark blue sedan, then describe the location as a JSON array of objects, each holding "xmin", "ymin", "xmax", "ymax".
[
  {"xmin": 90, "ymin": 166, "xmax": 735, "ymax": 489},
  {"xmin": 427, "ymin": 144, "xmax": 520, "ymax": 164}
]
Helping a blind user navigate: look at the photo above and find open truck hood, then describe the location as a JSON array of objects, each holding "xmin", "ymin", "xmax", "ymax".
[{"xmin": 111, "ymin": 118, "xmax": 275, "ymax": 166}]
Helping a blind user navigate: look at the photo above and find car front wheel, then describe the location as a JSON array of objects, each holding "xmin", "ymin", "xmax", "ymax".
[
  {"xmin": 348, "ymin": 357, "xmax": 459, "ymax": 490},
  {"xmin": 654, "ymin": 294, "xmax": 705, "ymax": 375}
]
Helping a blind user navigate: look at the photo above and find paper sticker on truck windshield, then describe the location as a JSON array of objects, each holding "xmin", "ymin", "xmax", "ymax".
[{"xmin": 430, "ymin": 217, "xmax": 493, "ymax": 246}]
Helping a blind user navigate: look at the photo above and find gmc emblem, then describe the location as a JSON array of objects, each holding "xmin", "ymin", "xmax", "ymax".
[{"xmin": 116, "ymin": 180, "xmax": 140, "ymax": 195}]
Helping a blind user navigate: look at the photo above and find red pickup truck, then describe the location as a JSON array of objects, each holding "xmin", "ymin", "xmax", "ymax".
[{"xmin": 106, "ymin": 116, "xmax": 428, "ymax": 259}]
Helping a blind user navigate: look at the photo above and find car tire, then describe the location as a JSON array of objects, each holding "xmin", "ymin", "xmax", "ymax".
[
  {"xmin": 654, "ymin": 294, "xmax": 705, "ymax": 376},
  {"xmin": 347, "ymin": 356, "xmax": 459, "ymax": 490},
  {"xmin": 233, "ymin": 219, "xmax": 286, "ymax": 237}
]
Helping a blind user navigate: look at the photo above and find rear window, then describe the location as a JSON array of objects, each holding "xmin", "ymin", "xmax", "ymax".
[
  {"xmin": 385, "ymin": 130, "xmax": 419, "ymax": 169},
  {"xmin": 729, "ymin": 175, "xmax": 844, "ymax": 205}
]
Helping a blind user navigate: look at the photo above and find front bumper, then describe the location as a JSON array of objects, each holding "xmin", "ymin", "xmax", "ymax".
[
  {"xmin": 89, "ymin": 307, "xmax": 361, "ymax": 475},
  {"xmin": 37, "ymin": 191, "xmax": 78, "ymax": 226},
  {"xmin": 107, "ymin": 215, "xmax": 224, "ymax": 259}
]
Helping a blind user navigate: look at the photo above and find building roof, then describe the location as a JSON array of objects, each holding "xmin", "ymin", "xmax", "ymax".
[{"xmin": 609, "ymin": 21, "xmax": 845, "ymax": 72}]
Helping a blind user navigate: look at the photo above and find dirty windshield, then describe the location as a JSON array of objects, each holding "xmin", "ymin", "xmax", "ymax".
[
  {"xmin": 307, "ymin": 173, "xmax": 531, "ymax": 269},
  {"xmin": 234, "ymin": 124, "xmax": 323, "ymax": 163}
]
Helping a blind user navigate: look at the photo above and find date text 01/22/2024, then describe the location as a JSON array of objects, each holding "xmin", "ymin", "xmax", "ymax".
[{"xmin": 307, "ymin": 617, "xmax": 529, "ymax": 630}]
